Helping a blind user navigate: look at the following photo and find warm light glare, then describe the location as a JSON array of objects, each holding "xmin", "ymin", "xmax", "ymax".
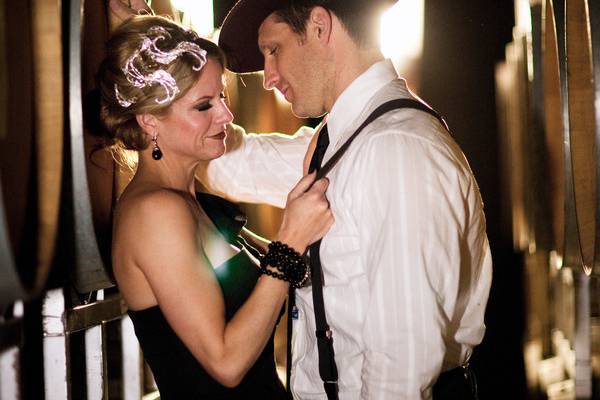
[
  {"xmin": 549, "ymin": 250, "xmax": 563, "ymax": 270},
  {"xmin": 171, "ymin": 0, "xmax": 215, "ymax": 37},
  {"xmin": 380, "ymin": 0, "xmax": 424, "ymax": 62},
  {"xmin": 515, "ymin": 0, "xmax": 532, "ymax": 35},
  {"xmin": 273, "ymin": 88, "xmax": 287, "ymax": 105}
]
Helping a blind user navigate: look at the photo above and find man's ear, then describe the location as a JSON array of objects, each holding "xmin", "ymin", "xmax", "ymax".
[
  {"xmin": 309, "ymin": 6, "xmax": 332, "ymax": 43},
  {"xmin": 136, "ymin": 113, "xmax": 158, "ymax": 137}
]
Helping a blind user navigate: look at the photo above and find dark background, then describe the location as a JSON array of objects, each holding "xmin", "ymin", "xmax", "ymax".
[
  {"xmin": 419, "ymin": 1, "xmax": 526, "ymax": 398},
  {"xmin": 215, "ymin": 1, "xmax": 524, "ymax": 398}
]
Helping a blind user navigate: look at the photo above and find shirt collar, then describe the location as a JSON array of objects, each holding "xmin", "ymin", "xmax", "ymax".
[{"xmin": 327, "ymin": 59, "xmax": 399, "ymax": 144}]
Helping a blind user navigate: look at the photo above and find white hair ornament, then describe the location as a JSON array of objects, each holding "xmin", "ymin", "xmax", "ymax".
[{"xmin": 114, "ymin": 26, "xmax": 208, "ymax": 108}]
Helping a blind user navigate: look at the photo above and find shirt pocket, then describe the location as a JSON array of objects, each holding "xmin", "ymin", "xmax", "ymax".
[{"xmin": 320, "ymin": 234, "xmax": 364, "ymax": 286}]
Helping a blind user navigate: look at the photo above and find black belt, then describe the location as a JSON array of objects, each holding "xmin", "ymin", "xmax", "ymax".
[{"xmin": 432, "ymin": 363, "xmax": 479, "ymax": 400}]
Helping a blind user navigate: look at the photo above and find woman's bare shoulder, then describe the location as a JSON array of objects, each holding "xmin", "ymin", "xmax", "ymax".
[
  {"xmin": 113, "ymin": 186, "xmax": 201, "ymax": 267},
  {"xmin": 112, "ymin": 186, "xmax": 213, "ymax": 310},
  {"xmin": 117, "ymin": 186, "xmax": 196, "ymax": 225}
]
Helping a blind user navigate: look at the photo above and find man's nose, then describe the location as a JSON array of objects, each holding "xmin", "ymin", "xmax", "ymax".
[{"xmin": 263, "ymin": 59, "xmax": 279, "ymax": 90}]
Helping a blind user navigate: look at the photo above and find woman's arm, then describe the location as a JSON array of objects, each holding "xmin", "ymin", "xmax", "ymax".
[
  {"xmin": 119, "ymin": 174, "xmax": 331, "ymax": 387},
  {"xmin": 197, "ymin": 123, "xmax": 316, "ymax": 208}
]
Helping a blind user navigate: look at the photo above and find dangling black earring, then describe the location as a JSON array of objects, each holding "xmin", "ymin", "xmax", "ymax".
[{"xmin": 151, "ymin": 132, "xmax": 163, "ymax": 160}]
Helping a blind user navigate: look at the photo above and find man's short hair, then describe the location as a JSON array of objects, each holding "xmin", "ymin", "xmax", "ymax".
[{"xmin": 273, "ymin": 0, "xmax": 392, "ymax": 48}]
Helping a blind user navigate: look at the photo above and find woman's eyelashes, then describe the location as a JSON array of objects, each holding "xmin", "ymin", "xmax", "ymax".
[
  {"xmin": 195, "ymin": 101, "xmax": 212, "ymax": 111},
  {"xmin": 195, "ymin": 93, "xmax": 227, "ymax": 112}
]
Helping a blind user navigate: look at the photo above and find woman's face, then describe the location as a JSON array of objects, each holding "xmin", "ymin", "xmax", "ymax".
[{"xmin": 156, "ymin": 58, "xmax": 233, "ymax": 161}]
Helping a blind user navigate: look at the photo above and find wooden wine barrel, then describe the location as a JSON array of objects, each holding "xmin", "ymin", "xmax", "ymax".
[
  {"xmin": 496, "ymin": 1, "xmax": 558, "ymax": 358},
  {"xmin": 543, "ymin": 0, "xmax": 566, "ymax": 262},
  {"xmin": 543, "ymin": 0, "xmax": 582, "ymax": 268},
  {"xmin": 0, "ymin": 0, "xmax": 63, "ymax": 307},
  {"xmin": 556, "ymin": 1, "xmax": 595, "ymax": 395},
  {"xmin": 565, "ymin": 0, "xmax": 596, "ymax": 275},
  {"xmin": 497, "ymin": 1, "xmax": 597, "ymax": 395},
  {"xmin": 65, "ymin": 0, "xmax": 115, "ymax": 293},
  {"xmin": 496, "ymin": 4, "xmax": 554, "ymax": 257},
  {"xmin": 589, "ymin": 0, "xmax": 600, "ymax": 276},
  {"xmin": 583, "ymin": 0, "xmax": 600, "ymax": 392},
  {"xmin": 529, "ymin": 4, "xmax": 554, "ymax": 254}
]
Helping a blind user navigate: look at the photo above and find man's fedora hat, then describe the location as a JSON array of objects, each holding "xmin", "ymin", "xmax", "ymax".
[
  {"xmin": 218, "ymin": 0, "xmax": 397, "ymax": 74},
  {"xmin": 218, "ymin": 0, "xmax": 281, "ymax": 74}
]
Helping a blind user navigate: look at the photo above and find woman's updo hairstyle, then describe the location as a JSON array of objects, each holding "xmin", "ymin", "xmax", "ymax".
[{"xmin": 97, "ymin": 15, "xmax": 225, "ymax": 151}]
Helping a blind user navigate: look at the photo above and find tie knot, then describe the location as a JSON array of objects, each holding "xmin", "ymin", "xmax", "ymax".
[{"xmin": 309, "ymin": 124, "xmax": 330, "ymax": 173}]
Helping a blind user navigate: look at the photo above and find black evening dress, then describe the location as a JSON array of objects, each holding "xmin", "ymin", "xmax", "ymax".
[{"xmin": 128, "ymin": 193, "xmax": 287, "ymax": 400}]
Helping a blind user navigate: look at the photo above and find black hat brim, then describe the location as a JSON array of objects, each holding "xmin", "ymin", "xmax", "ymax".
[{"xmin": 218, "ymin": 0, "xmax": 282, "ymax": 73}]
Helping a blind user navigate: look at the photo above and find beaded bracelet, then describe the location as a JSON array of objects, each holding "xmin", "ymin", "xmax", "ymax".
[{"xmin": 260, "ymin": 241, "xmax": 309, "ymax": 288}]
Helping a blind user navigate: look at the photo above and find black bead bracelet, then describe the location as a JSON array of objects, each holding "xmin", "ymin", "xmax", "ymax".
[{"xmin": 260, "ymin": 241, "xmax": 309, "ymax": 288}]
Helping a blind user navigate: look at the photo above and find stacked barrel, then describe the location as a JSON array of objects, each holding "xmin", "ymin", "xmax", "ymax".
[
  {"xmin": 0, "ymin": 0, "xmax": 62, "ymax": 314},
  {"xmin": 0, "ymin": 1, "xmax": 160, "ymax": 398},
  {"xmin": 0, "ymin": 1, "xmax": 63, "ymax": 396},
  {"xmin": 496, "ymin": 0, "xmax": 600, "ymax": 398},
  {"xmin": 0, "ymin": 0, "xmax": 303, "ymax": 397}
]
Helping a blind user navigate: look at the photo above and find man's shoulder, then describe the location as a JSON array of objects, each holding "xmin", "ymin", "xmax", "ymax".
[
  {"xmin": 348, "ymin": 105, "xmax": 475, "ymax": 181},
  {"xmin": 357, "ymin": 106, "xmax": 454, "ymax": 156},
  {"xmin": 357, "ymin": 81, "xmax": 450, "ymax": 148}
]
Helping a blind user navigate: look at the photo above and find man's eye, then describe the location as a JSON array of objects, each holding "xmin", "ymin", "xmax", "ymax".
[{"xmin": 269, "ymin": 47, "xmax": 278, "ymax": 56}]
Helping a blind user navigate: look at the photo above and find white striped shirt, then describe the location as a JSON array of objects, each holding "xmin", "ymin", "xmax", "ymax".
[{"xmin": 199, "ymin": 59, "xmax": 492, "ymax": 399}]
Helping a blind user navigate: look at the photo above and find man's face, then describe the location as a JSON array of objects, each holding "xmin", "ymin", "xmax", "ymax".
[{"xmin": 258, "ymin": 13, "xmax": 330, "ymax": 118}]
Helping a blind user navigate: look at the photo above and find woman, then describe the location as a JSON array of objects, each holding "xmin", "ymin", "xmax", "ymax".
[{"xmin": 97, "ymin": 15, "xmax": 333, "ymax": 399}]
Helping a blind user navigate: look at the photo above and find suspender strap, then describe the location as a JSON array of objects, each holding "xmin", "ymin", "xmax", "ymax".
[
  {"xmin": 308, "ymin": 98, "xmax": 447, "ymax": 400},
  {"xmin": 316, "ymin": 98, "xmax": 448, "ymax": 180},
  {"xmin": 285, "ymin": 288, "xmax": 295, "ymax": 399},
  {"xmin": 310, "ymin": 239, "xmax": 339, "ymax": 398}
]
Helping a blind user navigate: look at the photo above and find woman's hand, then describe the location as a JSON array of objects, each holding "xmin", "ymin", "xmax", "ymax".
[
  {"xmin": 108, "ymin": 0, "xmax": 178, "ymax": 32},
  {"xmin": 277, "ymin": 171, "xmax": 334, "ymax": 254},
  {"xmin": 109, "ymin": 0, "xmax": 151, "ymax": 21},
  {"xmin": 108, "ymin": 0, "xmax": 152, "ymax": 31}
]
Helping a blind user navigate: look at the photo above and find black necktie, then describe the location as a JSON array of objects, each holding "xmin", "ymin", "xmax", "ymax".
[{"xmin": 309, "ymin": 124, "xmax": 330, "ymax": 173}]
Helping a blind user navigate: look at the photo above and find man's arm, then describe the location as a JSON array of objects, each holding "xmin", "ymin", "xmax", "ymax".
[
  {"xmin": 356, "ymin": 132, "xmax": 473, "ymax": 399},
  {"xmin": 196, "ymin": 123, "xmax": 315, "ymax": 208}
]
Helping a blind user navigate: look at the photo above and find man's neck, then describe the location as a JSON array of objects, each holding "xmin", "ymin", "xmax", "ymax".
[{"xmin": 326, "ymin": 47, "xmax": 385, "ymax": 112}]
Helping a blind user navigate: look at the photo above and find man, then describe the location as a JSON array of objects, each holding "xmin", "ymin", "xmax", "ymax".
[
  {"xmin": 200, "ymin": 1, "xmax": 493, "ymax": 399},
  {"xmin": 110, "ymin": 0, "xmax": 492, "ymax": 398}
]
